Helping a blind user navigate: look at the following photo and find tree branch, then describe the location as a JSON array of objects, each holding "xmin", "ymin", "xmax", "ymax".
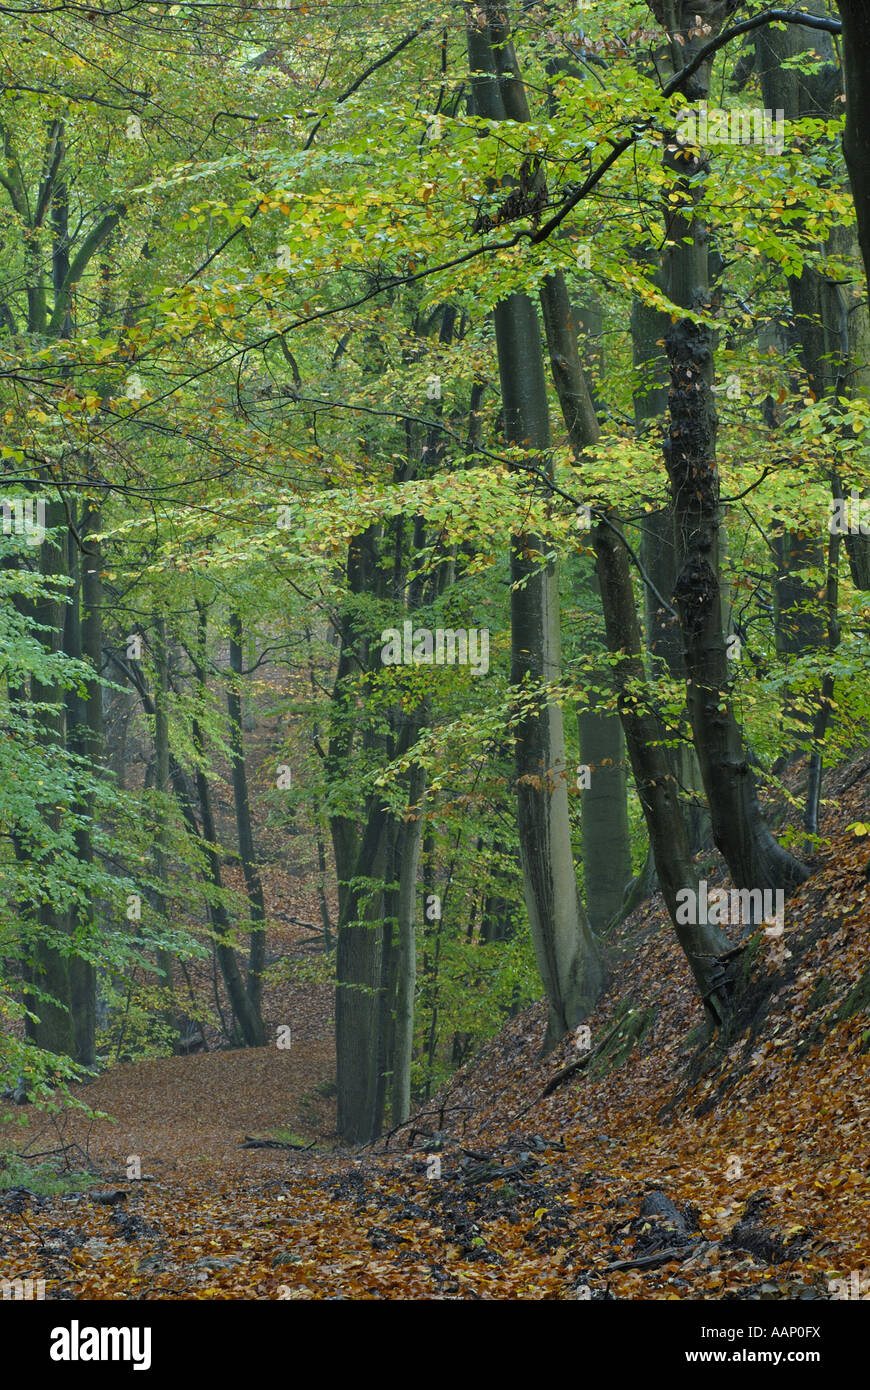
[{"xmin": 48, "ymin": 207, "xmax": 124, "ymax": 336}]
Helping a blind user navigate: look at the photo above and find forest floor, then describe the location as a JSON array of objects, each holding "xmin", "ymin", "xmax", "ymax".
[{"xmin": 1, "ymin": 753, "xmax": 869, "ymax": 1300}]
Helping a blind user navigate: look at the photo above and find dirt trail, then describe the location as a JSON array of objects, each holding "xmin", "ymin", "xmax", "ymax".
[{"xmin": 55, "ymin": 1040, "xmax": 336, "ymax": 1175}]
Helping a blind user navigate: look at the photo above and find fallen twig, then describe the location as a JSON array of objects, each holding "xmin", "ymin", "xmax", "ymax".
[
  {"xmin": 604, "ymin": 1242, "xmax": 701, "ymax": 1272},
  {"xmin": 240, "ymin": 1135, "xmax": 315, "ymax": 1152}
]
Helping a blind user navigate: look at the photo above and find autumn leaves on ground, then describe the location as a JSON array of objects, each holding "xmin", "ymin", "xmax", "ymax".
[{"xmin": 2, "ymin": 756, "xmax": 868, "ymax": 1301}]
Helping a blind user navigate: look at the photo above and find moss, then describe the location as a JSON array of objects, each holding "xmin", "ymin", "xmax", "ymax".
[
  {"xmin": 588, "ymin": 1005, "xmax": 656, "ymax": 1079},
  {"xmin": 0, "ymin": 1152, "xmax": 98, "ymax": 1195},
  {"xmin": 827, "ymin": 966, "xmax": 870, "ymax": 1026},
  {"xmin": 806, "ymin": 975, "xmax": 832, "ymax": 1012},
  {"xmin": 741, "ymin": 931, "xmax": 764, "ymax": 978}
]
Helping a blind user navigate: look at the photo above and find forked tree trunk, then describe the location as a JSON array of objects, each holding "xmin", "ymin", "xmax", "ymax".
[{"xmin": 497, "ymin": 293, "xmax": 605, "ymax": 1045}]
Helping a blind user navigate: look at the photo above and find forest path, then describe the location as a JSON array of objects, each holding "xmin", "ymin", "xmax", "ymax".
[
  {"xmin": 3, "ymin": 758, "xmax": 869, "ymax": 1298},
  {"xmin": 57, "ymin": 1039, "xmax": 336, "ymax": 1173},
  {"xmin": 3, "ymin": 1035, "xmax": 356, "ymax": 1300}
]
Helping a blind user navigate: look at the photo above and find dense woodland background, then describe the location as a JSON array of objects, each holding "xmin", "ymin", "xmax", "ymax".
[{"xmin": 0, "ymin": 0, "xmax": 868, "ymax": 1302}]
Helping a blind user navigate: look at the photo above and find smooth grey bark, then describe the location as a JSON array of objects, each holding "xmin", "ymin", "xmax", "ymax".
[
  {"xmin": 498, "ymin": 291, "xmax": 605, "ymax": 1046},
  {"xmin": 336, "ymin": 793, "xmax": 389, "ymax": 1142},
  {"xmin": 153, "ymin": 613, "xmax": 176, "ymax": 1040},
  {"xmin": 227, "ymin": 612, "xmax": 267, "ymax": 1017},
  {"xmin": 25, "ymin": 499, "xmax": 74, "ymax": 1056},
  {"xmin": 805, "ymin": 532, "xmax": 841, "ymax": 837},
  {"xmin": 192, "ymin": 603, "xmax": 265, "ymax": 1047},
  {"xmin": 332, "ymin": 295, "xmax": 444, "ymax": 1136},
  {"xmin": 833, "ymin": 4, "xmax": 870, "ymax": 588},
  {"xmin": 64, "ymin": 514, "xmax": 105, "ymax": 1068},
  {"xmin": 755, "ymin": 5, "xmax": 860, "ymax": 725},
  {"xmin": 468, "ymin": 6, "xmax": 604, "ymax": 1051},
  {"xmin": 336, "ymin": 684, "xmax": 427, "ymax": 1141},
  {"xmin": 330, "ymin": 524, "xmax": 388, "ymax": 1135},
  {"xmin": 78, "ymin": 510, "xmax": 104, "ymax": 1061},
  {"xmin": 391, "ymin": 762, "xmax": 425, "ymax": 1126},
  {"xmin": 578, "ymin": 702, "xmax": 632, "ymax": 933},
  {"xmin": 326, "ymin": 525, "xmax": 381, "ymax": 919}
]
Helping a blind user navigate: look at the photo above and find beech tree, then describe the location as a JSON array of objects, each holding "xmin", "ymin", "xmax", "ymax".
[{"xmin": 3, "ymin": 0, "xmax": 869, "ymax": 1140}]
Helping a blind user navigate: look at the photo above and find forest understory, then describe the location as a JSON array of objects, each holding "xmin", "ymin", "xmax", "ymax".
[
  {"xmin": 3, "ymin": 0, "xmax": 870, "ymax": 1321},
  {"xmin": 2, "ymin": 751, "xmax": 866, "ymax": 1302}
]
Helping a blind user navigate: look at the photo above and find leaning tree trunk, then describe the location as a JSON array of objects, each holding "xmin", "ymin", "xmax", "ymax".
[
  {"xmin": 539, "ymin": 271, "xmax": 735, "ymax": 1020},
  {"xmin": 640, "ymin": 0, "xmax": 810, "ymax": 901},
  {"xmin": 665, "ymin": 313, "xmax": 809, "ymax": 898}
]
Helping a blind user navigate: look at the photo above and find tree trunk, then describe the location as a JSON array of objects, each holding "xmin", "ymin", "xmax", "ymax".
[
  {"xmin": 326, "ymin": 525, "xmax": 381, "ymax": 917},
  {"xmin": 391, "ymin": 762, "xmax": 426, "ymax": 1126},
  {"xmin": 227, "ymin": 612, "xmax": 267, "ymax": 1016},
  {"xmin": 467, "ymin": 8, "xmax": 604, "ymax": 1051},
  {"xmin": 578, "ymin": 703, "xmax": 632, "ymax": 932},
  {"xmin": 153, "ymin": 613, "xmax": 176, "ymax": 1041},
  {"xmin": 335, "ymin": 794, "xmax": 389, "ymax": 1142},
  {"xmin": 192, "ymin": 603, "xmax": 265, "ymax": 1046},
  {"xmin": 25, "ymin": 498, "xmax": 74, "ymax": 1056},
  {"xmin": 665, "ymin": 314, "xmax": 809, "ymax": 897},
  {"xmin": 64, "ymin": 515, "xmax": 103, "ymax": 1068},
  {"xmin": 498, "ymin": 290, "xmax": 605, "ymax": 1046},
  {"xmin": 539, "ymin": 271, "xmax": 735, "ymax": 1019},
  {"xmin": 837, "ymin": 1, "xmax": 870, "ymax": 295},
  {"xmin": 638, "ymin": 0, "xmax": 811, "ymax": 899}
]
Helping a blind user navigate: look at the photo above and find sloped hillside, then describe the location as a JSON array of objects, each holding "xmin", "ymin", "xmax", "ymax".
[{"xmin": 1, "ymin": 756, "xmax": 867, "ymax": 1300}]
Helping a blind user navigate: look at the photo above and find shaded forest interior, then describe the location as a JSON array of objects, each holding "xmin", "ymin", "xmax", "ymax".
[{"xmin": 0, "ymin": 0, "xmax": 868, "ymax": 1302}]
